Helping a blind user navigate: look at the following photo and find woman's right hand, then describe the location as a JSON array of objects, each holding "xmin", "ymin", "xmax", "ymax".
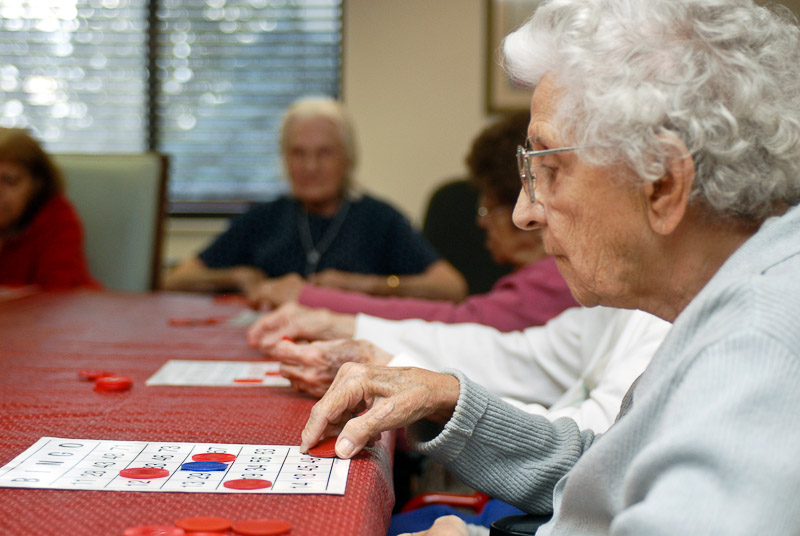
[{"xmin": 300, "ymin": 362, "xmax": 461, "ymax": 459}]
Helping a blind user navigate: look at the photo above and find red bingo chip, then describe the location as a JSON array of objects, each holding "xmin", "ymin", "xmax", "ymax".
[
  {"xmin": 191, "ymin": 453, "xmax": 236, "ymax": 463},
  {"xmin": 167, "ymin": 317, "xmax": 195, "ymax": 326},
  {"xmin": 233, "ymin": 378, "xmax": 263, "ymax": 384},
  {"xmin": 94, "ymin": 375, "xmax": 133, "ymax": 392},
  {"xmin": 231, "ymin": 518, "xmax": 292, "ymax": 536},
  {"xmin": 122, "ymin": 525, "xmax": 185, "ymax": 536},
  {"xmin": 77, "ymin": 369, "xmax": 115, "ymax": 381},
  {"xmin": 169, "ymin": 315, "xmax": 229, "ymax": 326},
  {"xmin": 308, "ymin": 436, "xmax": 338, "ymax": 458},
  {"xmin": 281, "ymin": 336, "xmax": 296, "ymax": 343},
  {"xmin": 175, "ymin": 516, "xmax": 232, "ymax": 532},
  {"xmin": 213, "ymin": 293, "xmax": 251, "ymax": 307},
  {"xmin": 119, "ymin": 467, "xmax": 170, "ymax": 479},
  {"xmin": 202, "ymin": 315, "xmax": 229, "ymax": 325},
  {"xmin": 223, "ymin": 478, "xmax": 272, "ymax": 490}
]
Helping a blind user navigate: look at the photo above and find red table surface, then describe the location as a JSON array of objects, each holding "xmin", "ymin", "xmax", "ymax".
[{"xmin": 0, "ymin": 290, "xmax": 395, "ymax": 536}]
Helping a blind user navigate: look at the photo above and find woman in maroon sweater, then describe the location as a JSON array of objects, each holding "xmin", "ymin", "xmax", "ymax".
[{"xmin": 0, "ymin": 128, "xmax": 99, "ymax": 290}]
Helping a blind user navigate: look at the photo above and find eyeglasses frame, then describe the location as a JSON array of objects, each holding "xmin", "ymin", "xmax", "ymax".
[{"xmin": 516, "ymin": 145, "xmax": 584, "ymax": 204}]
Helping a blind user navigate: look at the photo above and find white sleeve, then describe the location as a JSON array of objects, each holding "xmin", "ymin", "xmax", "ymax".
[
  {"xmin": 355, "ymin": 308, "xmax": 591, "ymax": 410},
  {"xmin": 501, "ymin": 309, "xmax": 672, "ymax": 431}
]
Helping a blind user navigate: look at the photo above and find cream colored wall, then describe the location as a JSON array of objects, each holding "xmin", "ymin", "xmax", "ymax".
[
  {"xmin": 342, "ymin": 0, "xmax": 491, "ymax": 224},
  {"xmin": 163, "ymin": 217, "xmax": 228, "ymax": 273}
]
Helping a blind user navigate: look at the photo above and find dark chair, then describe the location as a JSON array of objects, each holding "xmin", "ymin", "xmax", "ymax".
[
  {"xmin": 422, "ymin": 179, "xmax": 511, "ymax": 295},
  {"xmin": 489, "ymin": 514, "xmax": 552, "ymax": 536}
]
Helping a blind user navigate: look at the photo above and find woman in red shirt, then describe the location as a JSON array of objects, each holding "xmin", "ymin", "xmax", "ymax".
[{"xmin": 0, "ymin": 128, "xmax": 99, "ymax": 290}]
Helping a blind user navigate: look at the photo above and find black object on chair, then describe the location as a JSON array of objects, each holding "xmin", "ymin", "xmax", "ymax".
[
  {"xmin": 489, "ymin": 513, "xmax": 553, "ymax": 536},
  {"xmin": 422, "ymin": 179, "xmax": 512, "ymax": 295}
]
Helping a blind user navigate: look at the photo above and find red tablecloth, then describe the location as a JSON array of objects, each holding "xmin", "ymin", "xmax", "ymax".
[{"xmin": 0, "ymin": 290, "xmax": 395, "ymax": 536}]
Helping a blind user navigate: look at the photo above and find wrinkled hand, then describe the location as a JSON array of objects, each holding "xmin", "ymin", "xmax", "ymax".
[
  {"xmin": 399, "ymin": 515, "xmax": 469, "ymax": 536},
  {"xmin": 246, "ymin": 302, "xmax": 356, "ymax": 351},
  {"xmin": 270, "ymin": 338, "xmax": 392, "ymax": 398},
  {"xmin": 301, "ymin": 363, "xmax": 460, "ymax": 459},
  {"xmin": 246, "ymin": 273, "xmax": 305, "ymax": 308}
]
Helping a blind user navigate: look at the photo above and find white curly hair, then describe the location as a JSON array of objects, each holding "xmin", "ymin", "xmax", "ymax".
[{"xmin": 503, "ymin": 0, "xmax": 800, "ymax": 222}]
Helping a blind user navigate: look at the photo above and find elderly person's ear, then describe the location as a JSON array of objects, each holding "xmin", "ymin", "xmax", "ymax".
[{"xmin": 643, "ymin": 135, "xmax": 695, "ymax": 235}]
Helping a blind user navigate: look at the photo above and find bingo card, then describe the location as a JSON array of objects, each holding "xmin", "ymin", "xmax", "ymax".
[
  {"xmin": 145, "ymin": 360, "xmax": 291, "ymax": 387},
  {"xmin": 0, "ymin": 437, "xmax": 349, "ymax": 495}
]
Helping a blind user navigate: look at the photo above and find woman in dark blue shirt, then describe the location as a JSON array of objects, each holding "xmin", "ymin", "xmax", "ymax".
[{"xmin": 164, "ymin": 97, "xmax": 466, "ymax": 302}]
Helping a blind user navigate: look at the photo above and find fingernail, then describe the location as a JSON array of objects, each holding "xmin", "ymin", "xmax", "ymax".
[{"xmin": 336, "ymin": 437, "xmax": 355, "ymax": 458}]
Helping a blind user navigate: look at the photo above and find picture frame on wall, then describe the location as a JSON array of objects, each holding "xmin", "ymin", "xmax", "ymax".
[{"xmin": 486, "ymin": 0, "xmax": 542, "ymax": 112}]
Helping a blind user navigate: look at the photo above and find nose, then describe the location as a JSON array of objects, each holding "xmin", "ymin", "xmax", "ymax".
[
  {"xmin": 301, "ymin": 154, "xmax": 321, "ymax": 171},
  {"xmin": 512, "ymin": 188, "xmax": 545, "ymax": 231}
]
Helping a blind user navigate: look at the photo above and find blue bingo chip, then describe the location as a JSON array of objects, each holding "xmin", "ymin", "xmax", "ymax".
[{"xmin": 180, "ymin": 461, "xmax": 227, "ymax": 472}]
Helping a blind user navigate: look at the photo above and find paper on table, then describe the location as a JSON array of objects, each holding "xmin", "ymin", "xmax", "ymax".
[
  {"xmin": 146, "ymin": 360, "xmax": 291, "ymax": 387},
  {"xmin": 0, "ymin": 437, "xmax": 349, "ymax": 494}
]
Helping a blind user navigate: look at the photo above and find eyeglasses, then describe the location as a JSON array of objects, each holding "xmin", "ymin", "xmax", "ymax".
[{"xmin": 516, "ymin": 145, "xmax": 583, "ymax": 204}]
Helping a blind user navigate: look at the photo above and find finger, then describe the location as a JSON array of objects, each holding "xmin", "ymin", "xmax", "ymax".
[
  {"xmin": 279, "ymin": 362, "xmax": 304, "ymax": 382},
  {"xmin": 257, "ymin": 327, "xmax": 301, "ymax": 354},
  {"xmin": 280, "ymin": 363, "xmax": 326, "ymax": 397},
  {"xmin": 301, "ymin": 369, "xmax": 367, "ymax": 453},
  {"xmin": 245, "ymin": 315, "xmax": 266, "ymax": 347},
  {"xmin": 245, "ymin": 312, "xmax": 283, "ymax": 347},
  {"xmin": 269, "ymin": 341, "xmax": 313, "ymax": 365},
  {"xmin": 335, "ymin": 398, "xmax": 399, "ymax": 459},
  {"xmin": 302, "ymin": 400, "xmax": 344, "ymax": 453}
]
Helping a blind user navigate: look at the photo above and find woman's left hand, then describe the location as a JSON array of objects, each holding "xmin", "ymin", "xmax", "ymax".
[
  {"xmin": 269, "ymin": 338, "xmax": 392, "ymax": 398},
  {"xmin": 398, "ymin": 515, "xmax": 470, "ymax": 536}
]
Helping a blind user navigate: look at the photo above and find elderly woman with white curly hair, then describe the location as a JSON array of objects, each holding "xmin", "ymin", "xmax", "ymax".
[{"xmin": 298, "ymin": 0, "xmax": 800, "ymax": 534}]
